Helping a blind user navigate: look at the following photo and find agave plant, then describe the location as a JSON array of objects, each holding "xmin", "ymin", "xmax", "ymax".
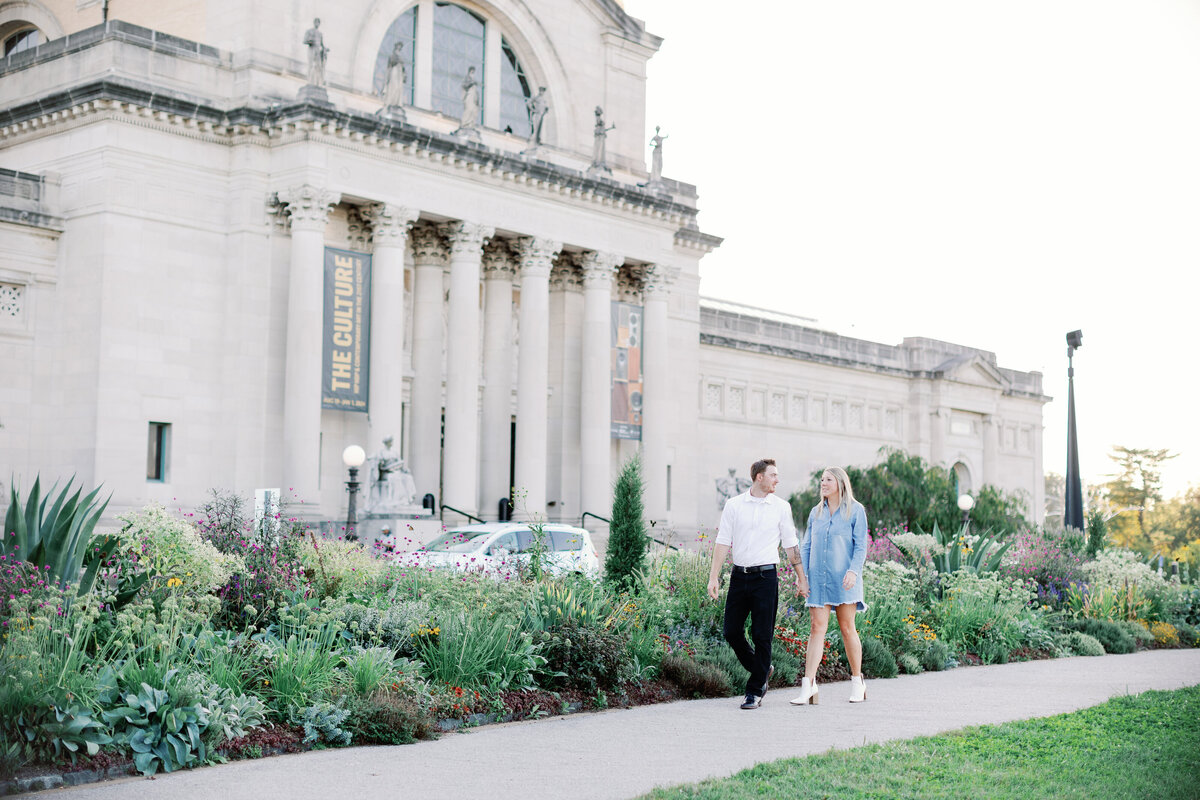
[
  {"xmin": 925, "ymin": 520, "xmax": 1013, "ymax": 577},
  {"xmin": 3, "ymin": 475, "xmax": 110, "ymax": 592}
]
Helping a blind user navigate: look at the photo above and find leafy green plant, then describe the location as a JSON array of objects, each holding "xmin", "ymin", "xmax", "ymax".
[
  {"xmin": 660, "ymin": 653, "xmax": 732, "ymax": 698},
  {"xmin": 345, "ymin": 688, "xmax": 435, "ymax": 745},
  {"xmin": 606, "ymin": 455, "xmax": 649, "ymax": 591},
  {"xmin": 414, "ymin": 612, "xmax": 542, "ymax": 692},
  {"xmin": 1058, "ymin": 618, "xmax": 1136, "ymax": 654},
  {"xmin": 524, "ymin": 579, "xmax": 612, "ymax": 631},
  {"xmin": 1066, "ymin": 631, "xmax": 1106, "ymax": 656},
  {"xmin": 928, "ymin": 521, "xmax": 1013, "ymax": 576},
  {"xmin": 100, "ymin": 668, "xmax": 210, "ymax": 775},
  {"xmin": 291, "ymin": 702, "xmax": 351, "ymax": 747},
  {"xmin": 533, "ymin": 619, "xmax": 633, "ymax": 693},
  {"xmin": 3, "ymin": 475, "xmax": 109, "ymax": 592},
  {"xmin": 255, "ymin": 622, "xmax": 344, "ymax": 716},
  {"xmin": 340, "ymin": 646, "xmax": 398, "ymax": 696},
  {"xmin": 6, "ymin": 701, "xmax": 112, "ymax": 764},
  {"xmin": 920, "ymin": 638, "xmax": 951, "ymax": 672}
]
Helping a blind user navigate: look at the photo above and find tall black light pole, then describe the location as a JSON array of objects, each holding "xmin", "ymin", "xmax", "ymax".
[{"xmin": 1064, "ymin": 330, "xmax": 1084, "ymax": 531}]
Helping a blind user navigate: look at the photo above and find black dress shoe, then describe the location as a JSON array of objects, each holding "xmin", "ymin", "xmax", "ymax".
[
  {"xmin": 761, "ymin": 664, "xmax": 774, "ymax": 696},
  {"xmin": 740, "ymin": 693, "xmax": 761, "ymax": 709}
]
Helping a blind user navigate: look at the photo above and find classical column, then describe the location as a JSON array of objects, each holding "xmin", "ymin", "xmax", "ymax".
[
  {"xmin": 439, "ymin": 221, "xmax": 494, "ymax": 517},
  {"xmin": 277, "ymin": 184, "xmax": 339, "ymax": 504},
  {"xmin": 512, "ymin": 236, "xmax": 562, "ymax": 518},
  {"xmin": 479, "ymin": 240, "xmax": 516, "ymax": 518},
  {"xmin": 363, "ymin": 203, "xmax": 419, "ymax": 459},
  {"xmin": 547, "ymin": 256, "xmax": 584, "ymax": 522},
  {"xmin": 579, "ymin": 251, "xmax": 622, "ymax": 522},
  {"xmin": 642, "ymin": 263, "xmax": 679, "ymax": 524},
  {"xmin": 981, "ymin": 414, "xmax": 999, "ymax": 486},
  {"xmin": 408, "ymin": 223, "xmax": 447, "ymax": 505}
]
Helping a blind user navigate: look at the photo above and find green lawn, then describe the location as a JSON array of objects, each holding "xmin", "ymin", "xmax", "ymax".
[{"xmin": 642, "ymin": 686, "xmax": 1200, "ymax": 800}]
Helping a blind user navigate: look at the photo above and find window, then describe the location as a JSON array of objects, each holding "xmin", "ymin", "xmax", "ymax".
[
  {"xmin": 431, "ymin": 2, "xmax": 485, "ymax": 122},
  {"xmin": 499, "ymin": 38, "xmax": 532, "ymax": 137},
  {"xmin": 3, "ymin": 27, "xmax": 39, "ymax": 57},
  {"xmin": 372, "ymin": 6, "xmax": 416, "ymax": 105},
  {"xmin": 953, "ymin": 462, "xmax": 972, "ymax": 495},
  {"xmin": 147, "ymin": 422, "xmax": 171, "ymax": 481}
]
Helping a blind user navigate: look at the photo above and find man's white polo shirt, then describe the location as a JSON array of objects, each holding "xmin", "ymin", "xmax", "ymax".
[{"xmin": 715, "ymin": 491, "xmax": 799, "ymax": 568}]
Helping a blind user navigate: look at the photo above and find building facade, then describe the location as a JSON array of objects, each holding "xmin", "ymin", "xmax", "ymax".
[{"xmin": 0, "ymin": 0, "xmax": 1047, "ymax": 535}]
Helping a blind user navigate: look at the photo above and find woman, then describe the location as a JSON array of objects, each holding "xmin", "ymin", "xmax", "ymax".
[{"xmin": 791, "ymin": 466, "xmax": 869, "ymax": 705}]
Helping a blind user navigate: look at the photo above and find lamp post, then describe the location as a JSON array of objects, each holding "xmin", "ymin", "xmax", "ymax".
[
  {"xmin": 1064, "ymin": 329, "xmax": 1084, "ymax": 531},
  {"xmin": 957, "ymin": 493, "xmax": 975, "ymax": 529},
  {"xmin": 342, "ymin": 445, "xmax": 366, "ymax": 540}
]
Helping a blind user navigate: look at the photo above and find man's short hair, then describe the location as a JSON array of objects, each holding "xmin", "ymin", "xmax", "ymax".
[{"xmin": 750, "ymin": 458, "xmax": 776, "ymax": 482}]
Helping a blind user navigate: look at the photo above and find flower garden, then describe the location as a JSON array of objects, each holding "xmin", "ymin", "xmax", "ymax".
[{"xmin": 2, "ymin": 477, "xmax": 1199, "ymax": 786}]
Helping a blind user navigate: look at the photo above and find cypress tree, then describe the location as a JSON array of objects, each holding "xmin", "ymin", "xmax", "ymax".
[{"xmin": 606, "ymin": 455, "xmax": 647, "ymax": 590}]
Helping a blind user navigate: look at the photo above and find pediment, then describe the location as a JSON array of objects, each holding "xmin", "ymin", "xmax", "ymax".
[{"xmin": 934, "ymin": 355, "xmax": 1010, "ymax": 390}]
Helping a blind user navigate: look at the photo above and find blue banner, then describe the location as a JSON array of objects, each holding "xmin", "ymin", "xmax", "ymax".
[{"xmin": 321, "ymin": 247, "xmax": 371, "ymax": 412}]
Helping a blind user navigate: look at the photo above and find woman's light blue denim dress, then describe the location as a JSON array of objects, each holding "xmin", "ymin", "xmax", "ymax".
[{"xmin": 801, "ymin": 499, "xmax": 869, "ymax": 611}]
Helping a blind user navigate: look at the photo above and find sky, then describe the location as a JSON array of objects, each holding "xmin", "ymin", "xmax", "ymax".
[{"xmin": 622, "ymin": 0, "xmax": 1200, "ymax": 502}]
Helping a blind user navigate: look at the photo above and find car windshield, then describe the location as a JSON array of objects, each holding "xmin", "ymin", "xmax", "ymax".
[{"xmin": 424, "ymin": 530, "xmax": 495, "ymax": 553}]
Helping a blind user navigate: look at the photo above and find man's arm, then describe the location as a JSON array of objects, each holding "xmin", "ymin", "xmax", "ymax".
[
  {"xmin": 784, "ymin": 544, "xmax": 809, "ymax": 597},
  {"xmin": 707, "ymin": 543, "xmax": 730, "ymax": 601}
]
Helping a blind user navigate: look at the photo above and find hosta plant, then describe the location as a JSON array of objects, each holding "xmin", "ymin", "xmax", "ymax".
[{"xmin": 99, "ymin": 669, "xmax": 210, "ymax": 775}]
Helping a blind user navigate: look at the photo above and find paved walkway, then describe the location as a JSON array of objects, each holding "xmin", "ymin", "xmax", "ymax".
[{"xmin": 31, "ymin": 649, "xmax": 1200, "ymax": 800}]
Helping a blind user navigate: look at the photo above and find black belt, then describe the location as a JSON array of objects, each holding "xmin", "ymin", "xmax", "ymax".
[{"xmin": 732, "ymin": 564, "xmax": 776, "ymax": 574}]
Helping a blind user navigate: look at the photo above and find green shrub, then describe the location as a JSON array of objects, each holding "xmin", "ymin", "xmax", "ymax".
[
  {"xmin": 1175, "ymin": 622, "xmax": 1199, "ymax": 648},
  {"xmin": 860, "ymin": 635, "xmax": 899, "ymax": 679},
  {"xmin": 332, "ymin": 599, "xmax": 430, "ymax": 656},
  {"xmin": 256, "ymin": 622, "xmax": 344, "ymax": 716},
  {"xmin": 299, "ymin": 538, "xmax": 385, "ymax": 598},
  {"xmin": 1119, "ymin": 620, "xmax": 1155, "ymax": 648},
  {"xmin": 1066, "ymin": 632, "xmax": 1106, "ymax": 657},
  {"xmin": 292, "ymin": 702, "xmax": 351, "ymax": 747},
  {"xmin": 346, "ymin": 688, "xmax": 435, "ymax": 745},
  {"xmin": 524, "ymin": 579, "xmax": 613, "ymax": 631},
  {"xmin": 694, "ymin": 646, "xmax": 750, "ymax": 695},
  {"xmin": 339, "ymin": 646, "xmax": 398, "ymax": 697},
  {"xmin": 659, "ymin": 654, "xmax": 731, "ymax": 698},
  {"xmin": 920, "ymin": 639, "xmax": 951, "ymax": 672},
  {"xmin": 606, "ymin": 455, "xmax": 648, "ymax": 591},
  {"xmin": 1060, "ymin": 618, "xmax": 1136, "ymax": 654},
  {"xmin": 897, "ymin": 652, "xmax": 923, "ymax": 675},
  {"xmin": 6, "ymin": 701, "xmax": 111, "ymax": 765},
  {"xmin": 534, "ymin": 619, "xmax": 633, "ymax": 693}
]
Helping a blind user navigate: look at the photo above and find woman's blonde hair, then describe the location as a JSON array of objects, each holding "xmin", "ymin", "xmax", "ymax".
[{"xmin": 814, "ymin": 466, "xmax": 856, "ymax": 520}]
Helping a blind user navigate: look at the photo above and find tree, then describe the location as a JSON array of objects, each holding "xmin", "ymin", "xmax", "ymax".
[
  {"xmin": 1104, "ymin": 446, "xmax": 1178, "ymax": 550},
  {"xmin": 788, "ymin": 447, "xmax": 1029, "ymax": 535},
  {"xmin": 1149, "ymin": 484, "xmax": 1200, "ymax": 553},
  {"xmin": 606, "ymin": 455, "xmax": 648, "ymax": 591}
]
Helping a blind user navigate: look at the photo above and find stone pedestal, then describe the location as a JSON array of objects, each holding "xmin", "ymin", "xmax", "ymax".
[{"xmin": 297, "ymin": 85, "xmax": 332, "ymax": 105}]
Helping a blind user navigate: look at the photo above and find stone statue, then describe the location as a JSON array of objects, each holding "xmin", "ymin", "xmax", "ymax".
[
  {"xmin": 715, "ymin": 467, "xmax": 752, "ymax": 509},
  {"xmin": 380, "ymin": 41, "xmax": 407, "ymax": 110},
  {"xmin": 303, "ymin": 18, "xmax": 328, "ymax": 88},
  {"xmin": 526, "ymin": 87, "xmax": 549, "ymax": 145},
  {"xmin": 590, "ymin": 106, "xmax": 616, "ymax": 171},
  {"xmin": 460, "ymin": 66, "xmax": 480, "ymax": 129},
  {"xmin": 367, "ymin": 436, "xmax": 417, "ymax": 512},
  {"xmin": 649, "ymin": 125, "xmax": 668, "ymax": 183}
]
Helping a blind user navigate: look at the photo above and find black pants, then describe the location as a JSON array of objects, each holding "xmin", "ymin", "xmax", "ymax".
[{"xmin": 723, "ymin": 568, "xmax": 778, "ymax": 696}]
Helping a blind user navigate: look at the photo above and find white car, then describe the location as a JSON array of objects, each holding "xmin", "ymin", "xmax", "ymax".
[{"xmin": 391, "ymin": 522, "xmax": 600, "ymax": 578}]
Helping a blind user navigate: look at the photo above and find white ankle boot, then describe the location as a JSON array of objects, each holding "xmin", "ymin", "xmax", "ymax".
[
  {"xmin": 789, "ymin": 677, "xmax": 819, "ymax": 705},
  {"xmin": 849, "ymin": 675, "xmax": 867, "ymax": 703}
]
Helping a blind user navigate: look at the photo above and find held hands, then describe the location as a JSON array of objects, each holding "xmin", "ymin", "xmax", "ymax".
[
  {"xmin": 796, "ymin": 577, "xmax": 810, "ymax": 599},
  {"xmin": 842, "ymin": 571, "xmax": 857, "ymax": 591}
]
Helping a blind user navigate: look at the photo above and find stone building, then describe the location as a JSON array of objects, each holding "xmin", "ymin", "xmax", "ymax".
[{"xmin": 0, "ymin": 0, "xmax": 1047, "ymax": 535}]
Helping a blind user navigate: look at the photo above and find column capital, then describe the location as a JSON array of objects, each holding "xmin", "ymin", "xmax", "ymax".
[
  {"xmin": 481, "ymin": 239, "xmax": 516, "ymax": 279},
  {"xmin": 410, "ymin": 222, "xmax": 448, "ymax": 265},
  {"xmin": 439, "ymin": 221, "xmax": 494, "ymax": 258},
  {"xmin": 579, "ymin": 251, "xmax": 622, "ymax": 288},
  {"xmin": 363, "ymin": 203, "xmax": 419, "ymax": 247},
  {"xmin": 642, "ymin": 263, "xmax": 681, "ymax": 299},
  {"xmin": 513, "ymin": 236, "xmax": 562, "ymax": 279},
  {"xmin": 550, "ymin": 253, "xmax": 583, "ymax": 292},
  {"xmin": 276, "ymin": 184, "xmax": 339, "ymax": 232}
]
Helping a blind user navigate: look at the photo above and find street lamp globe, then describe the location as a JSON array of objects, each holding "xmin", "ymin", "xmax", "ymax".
[
  {"xmin": 957, "ymin": 494, "xmax": 975, "ymax": 513},
  {"xmin": 342, "ymin": 445, "xmax": 366, "ymax": 468}
]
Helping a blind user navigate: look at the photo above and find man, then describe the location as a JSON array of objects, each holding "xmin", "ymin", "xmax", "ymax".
[{"xmin": 707, "ymin": 458, "xmax": 809, "ymax": 709}]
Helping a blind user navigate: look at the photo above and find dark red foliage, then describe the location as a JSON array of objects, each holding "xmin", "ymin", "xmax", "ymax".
[{"xmin": 218, "ymin": 724, "xmax": 306, "ymax": 759}]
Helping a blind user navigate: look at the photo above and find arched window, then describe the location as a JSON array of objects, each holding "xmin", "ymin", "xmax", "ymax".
[
  {"xmin": 372, "ymin": 6, "xmax": 416, "ymax": 105},
  {"xmin": 3, "ymin": 26, "xmax": 39, "ymax": 56},
  {"xmin": 953, "ymin": 462, "xmax": 972, "ymax": 496},
  {"xmin": 499, "ymin": 38, "xmax": 531, "ymax": 137},
  {"xmin": 431, "ymin": 2, "xmax": 485, "ymax": 122},
  {"xmin": 371, "ymin": 3, "xmax": 537, "ymax": 137}
]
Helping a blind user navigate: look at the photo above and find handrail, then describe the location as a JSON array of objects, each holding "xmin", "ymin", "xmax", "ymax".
[
  {"xmin": 441, "ymin": 504, "xmax": 484, "ymax": 524},
  {"xmin": 580, "ymin": 511, "xmax": 611, "ymax": 526},
  {"xmin": 581, "ymin": 511, "xmax": 678, "ymax": 551}
]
